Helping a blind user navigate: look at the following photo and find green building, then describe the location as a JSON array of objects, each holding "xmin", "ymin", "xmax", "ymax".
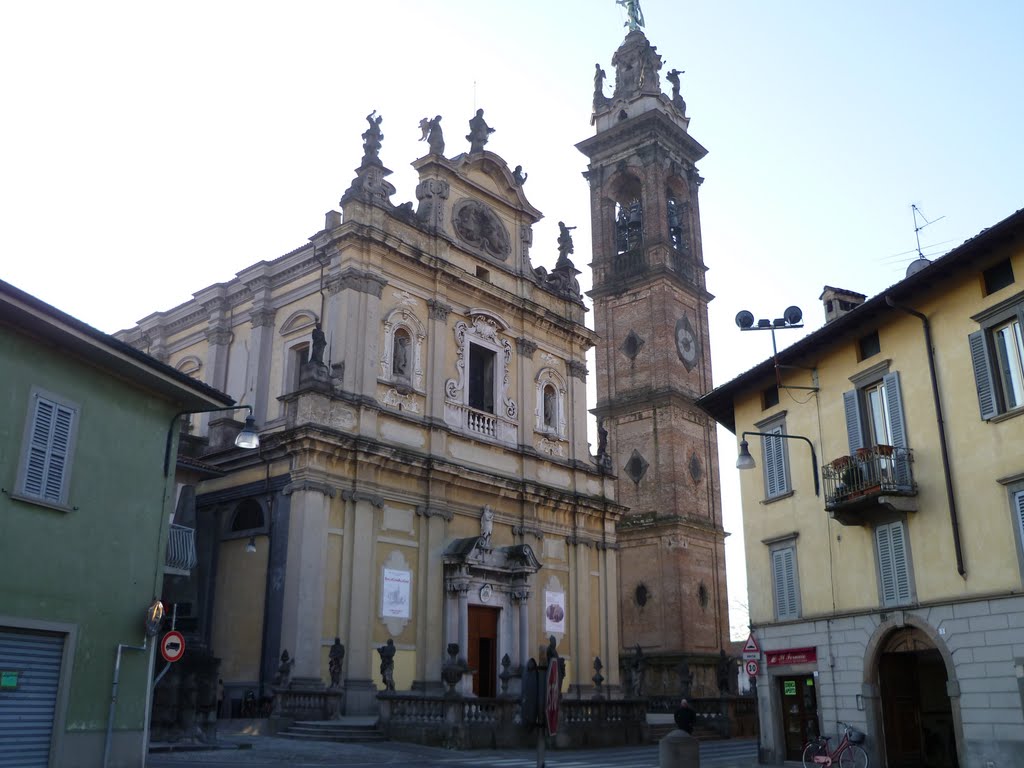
[{"xmin": 0, "ymin": 280, "xmax": 232, "ymax": 767}]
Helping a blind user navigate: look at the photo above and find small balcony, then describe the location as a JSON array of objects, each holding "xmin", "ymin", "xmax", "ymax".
[
  {"xmin": 165, "ymin": 523, "xmax": 198, "ymax": 573},
  {"xmin": 822, "ymin": 445, "xmax": 918, "ymax": 526}
]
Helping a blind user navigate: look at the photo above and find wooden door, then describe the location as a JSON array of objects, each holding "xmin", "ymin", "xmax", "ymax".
[
  {"xmin": 779, "ymin": 676, "xmax": 819, "ymax": 760},
  {"xmin": 467, "ymin": 605, "xmax": 499, "ymax": 697}
]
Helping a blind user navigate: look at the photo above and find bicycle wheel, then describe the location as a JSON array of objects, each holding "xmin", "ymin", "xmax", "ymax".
[
  {"xmin": 802, "ymin": 740, "xmax": 828, "ymax": 768},
  {"xmin": 839, "ymin": 744, "xmax": 868, "ymax": 768}
]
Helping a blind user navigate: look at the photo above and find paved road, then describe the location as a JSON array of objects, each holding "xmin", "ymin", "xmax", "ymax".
[{"xmin": 148, "ymin": 736, "xmax": 758, "ymax": 768}]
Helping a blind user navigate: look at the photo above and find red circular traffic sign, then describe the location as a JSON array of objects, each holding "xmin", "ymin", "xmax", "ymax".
[
  {"xmin": 545, "ymin": 661, "xmax": 560, "ymax": 735},
  {"xmin": 744, "ymin": 659, "xmax": 760, "ymax": 677},
  {"xmin": 160, "ymin": 631, "xmax": 185, "ymax": 663}
]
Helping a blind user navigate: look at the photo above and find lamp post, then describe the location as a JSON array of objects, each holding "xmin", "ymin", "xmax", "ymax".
[
  {"xmin": 736, "ymin": 430, "xmax": 820, "ymax": 497},
  {"xmin": 735, "ymin": 306, "xmax": 816, "ymax": 391},
  {"xmin": 163, "ymin": 404, "xmax": 260, "ymax": 476}
]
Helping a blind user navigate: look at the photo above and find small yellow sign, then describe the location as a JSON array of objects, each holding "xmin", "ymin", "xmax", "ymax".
[{"xmin": 0, "ymin": 671, "xmax": 18, "ymax": 690}]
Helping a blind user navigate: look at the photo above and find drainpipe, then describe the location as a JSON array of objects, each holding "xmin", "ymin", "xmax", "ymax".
[
  {"xmin": 885, "ymin": 297, "xmax": 965, "ymax": 577},
  {"xmin": 103, "ymin": 636, "xmax": 148, "ymax": 768}
]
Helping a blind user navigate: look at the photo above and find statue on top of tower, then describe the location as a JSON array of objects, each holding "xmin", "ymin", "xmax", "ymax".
[
  {"xmin": 419, "ymin": 115, "xmax": 445, "ymax": 156},
  {"xmin": 361, "ymin": 110, "xmax": 384, "ymax": 164},
  {"xmin": 466, "ymin": 109, "xmax": 495, "ymax": 153},
  {"xmin": 617, "ymin": 0, "xmax": 645, "ymax": 32},
  {"xmin": 594, "ymin": 63, "xmax": 609, "ymax": 111},
  {"xmin": 666, "ymin": 68, "xmax": 687, "ymax": 115}
]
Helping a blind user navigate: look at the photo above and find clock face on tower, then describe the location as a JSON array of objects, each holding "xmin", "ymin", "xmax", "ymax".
[{"xmin": 675, "ymin": 313, "xmax": 699, "ymax": 372}]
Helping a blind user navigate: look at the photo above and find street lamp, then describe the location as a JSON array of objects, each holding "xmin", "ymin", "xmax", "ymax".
[
  {"xmin": 736, "ymin": 430, "xmax": 820, "ymax": 497},
  {"xmin": 163, "ymin": 404, "xmax": 260, "ymax": 475},
  {"xmin": 735, "ymin": 306, "xmax": 817, "ymax": 392}
]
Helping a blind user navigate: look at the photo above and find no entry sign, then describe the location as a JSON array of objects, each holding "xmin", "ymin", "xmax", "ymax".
[{"xmin": 160, "ymin": 630, "xmax": 185, "ymax": 663}]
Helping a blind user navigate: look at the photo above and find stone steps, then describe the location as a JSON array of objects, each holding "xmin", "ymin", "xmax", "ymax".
[{"xmin": 279, "ymin": 720, "xmax": 386, "ymax": 743}]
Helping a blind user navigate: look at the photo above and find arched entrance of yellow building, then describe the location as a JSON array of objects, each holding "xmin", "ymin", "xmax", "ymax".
[{"xmin": 868, "ymin": 624, "xmax": 960, "ymax": 768}]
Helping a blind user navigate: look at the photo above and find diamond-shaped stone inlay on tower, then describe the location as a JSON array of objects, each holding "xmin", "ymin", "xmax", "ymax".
[{"xmin": 579, "ymin": 26, "xmax": 730, "ymax": 696}]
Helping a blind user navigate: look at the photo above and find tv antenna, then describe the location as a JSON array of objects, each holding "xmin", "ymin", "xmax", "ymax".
[{"xmin": 912, "ymin": 204, "xmax": 945, "ymax": 259}]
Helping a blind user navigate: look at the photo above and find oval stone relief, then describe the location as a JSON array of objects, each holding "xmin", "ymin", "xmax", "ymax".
[{"xmin": 452, "ymin": 199, "xmax": 510, "ymax": 260}]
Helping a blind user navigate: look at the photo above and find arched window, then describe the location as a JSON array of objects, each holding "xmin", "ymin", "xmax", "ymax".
[
  {"xmin": 615, "ymin": 199, "xmax": 643, "ymax": 255},
  {"xmin": 667, "ymin": 194, "xmax": 684, "ymax": 251},
  {"xmin": 231, "ymin": 499, "xmax": 265, "ymax": 532}
]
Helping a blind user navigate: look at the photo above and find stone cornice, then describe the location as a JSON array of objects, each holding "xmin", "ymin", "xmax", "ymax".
[
  {"xmin": 341, "ymin": 489, "xmax": 385, "ymax": 508},
  {"xmin": 282, "ymin": 479, "xmax": 337, "ymax": 498},
  {"xmin": 511, "ymin": 523, "xmax": 544, "ymax": 540},
  {"xmin": 416, "ymin": 505, "xmax": 453, "ymax": 521}
]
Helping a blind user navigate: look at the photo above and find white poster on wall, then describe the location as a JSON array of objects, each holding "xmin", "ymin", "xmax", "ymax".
[
  {"xmin": 381, "ymin": 568, "xmax": 412, "ymax": 619},
  {"xmin": 544, "ymin": 589, "xmax": 565, "ymax": 633}
]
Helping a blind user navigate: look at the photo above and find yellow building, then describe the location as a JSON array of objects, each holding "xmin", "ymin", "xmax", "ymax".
[
  {"xmin": 118, "ymin": 120, "xmax": 625, "ymax": 717},
  {"xmin": 697, "ymin": 208, "xmax": 1024, "ymax": 767}
]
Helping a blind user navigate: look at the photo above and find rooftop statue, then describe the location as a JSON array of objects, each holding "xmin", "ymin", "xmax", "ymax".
[
  {"xmin": 593, "ymin": 63, "xmax": 609, "ymax": 111},
  {"xmin": 418, "ymin": 115, "xmax": 445, "ymax": 156},
  {"xmin": 466, "ymin": 109, "xmax": 494, "ymax": 153},
  {"xmin": 617, "ymin": 0, "xmax": 644, "ymax": 31},
  {"xmin": 361, "ymin": 110, "xmax": 383, "ymax": 163},
  {"xmin": 666, "ymin": 68, "xmax": 686, "ymax": 114},
  {"xmin": 513, "ymin": 165, "xmax": 528, "ymax": 186}
]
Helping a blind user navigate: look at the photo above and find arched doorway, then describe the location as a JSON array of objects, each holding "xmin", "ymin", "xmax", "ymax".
[{"xmin": 876, "ymin": 627, "xmax": 958, "ymax": 768}]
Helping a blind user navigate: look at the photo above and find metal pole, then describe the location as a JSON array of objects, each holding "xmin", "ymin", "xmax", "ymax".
[{"xmin": 103, "ymin": 637, "xmax": 147, "ymax": 768}]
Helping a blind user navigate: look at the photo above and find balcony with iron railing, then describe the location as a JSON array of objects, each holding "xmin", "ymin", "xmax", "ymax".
[
  {"xmin": 165, "ymin": 523, "xmax": 197, "ymax": 573},
  {"xmin": 822, "ymin": 445, "xmax": 918, "ymax": 525}
]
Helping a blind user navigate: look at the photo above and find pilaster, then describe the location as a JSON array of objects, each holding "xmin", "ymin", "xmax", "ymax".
[{"xmin": 342, "ymin": 494, "xmax": 380, "ymax": 713}]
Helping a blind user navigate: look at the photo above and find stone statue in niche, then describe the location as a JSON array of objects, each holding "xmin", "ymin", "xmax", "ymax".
[
  {"xmin": 466, "ymin": 109, "xmax": 494, "ymax": 153},
  {"xmin": 328, "ymin": 638, "xmax": 345, "ymax": 688},
  {"xmin": 513, "ymin": 165, "xmax": 528, "ymax": 186},
  {"xmin": 480, "ymin": 505, "xmax": 493, "ymax": 544},
  {"xmin": 666, "ymin": 68, "xmax": 686, "ymax": 114},
  {"xmin": 543, "ymin": 387, "xmax": 556, "ymax": 427},
  {"xmin": 361, "ymin": 110, "xmax": 383, "ymax": 163},
  {"xmin": 419, "ymin": 115, "xmax": 445, "ymax": 155},
  {"xmin": 393, "ymin": 333, "xmax": 410, "ymax": 378},
  {"xmin": 377, "ymin": 639, "xmax": 396, "ymax": 692}
]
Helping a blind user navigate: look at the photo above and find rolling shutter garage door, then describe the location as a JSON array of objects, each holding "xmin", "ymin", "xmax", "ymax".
[{"xmin": 0, "ymin": 629, "xmax": 64, "ymax": 768}]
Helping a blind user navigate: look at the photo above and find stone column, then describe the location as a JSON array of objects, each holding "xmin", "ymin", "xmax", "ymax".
[
  {"xmin": 567, "ymin": 360, "xmax": 588, "ymax": 461},
  {"xmin": 426, "ymin": 299, "xmax": 450, "ymax": 426},
  {"xmin": 247, "ymin": 305, "xmax": 276, "ymax": 427},
  {"xmin": 341, "ymin": 492, "xmax": 381, "ymax": 714},
  {"xmin": 598, "ymin": 541, "xmax": 621, "ymax": 689},
  {"xmin": 412, "ymin": 507, "xmax": 449, "ymax": 694},
  {"xmin": 516, "ymin": 590, "xmax": 531, "ymax": 669},
  {"xmin": 573, "ymin": 541, "xmax": 592, "ymax": 696},
  {"xmin": 279, "ymin": 479, "xmax": 332, "ymax": 683},
  {"xmin": 329, "ymin": 269, "xmax": 386, "ymax": 401}
]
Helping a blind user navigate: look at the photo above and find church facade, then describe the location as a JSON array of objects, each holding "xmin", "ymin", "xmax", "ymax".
[{"xmin": 120, "ymin": 108, "xmax": 625, "ymax": 715}]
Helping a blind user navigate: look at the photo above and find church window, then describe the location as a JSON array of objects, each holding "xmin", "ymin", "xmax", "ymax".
[
  {"xmin": 667, "ymin": 194, "xmax": 684, "ymax": 251},
  {"xmin": 286, "ymin": 342, "xmax": 310, "ymax": 393},
  {"xmin": 468, "ymin": 343, "xmax": 496, "ymax": 413},
  {"xmin": 231, "ymin": 499, "xmax": 265, "ymax": 532},
  {"xmin": 615, "ymin": 199, "xmax": 644, "ymax": 256},
  {"xmin": 380, "ymin": 307, "xmax": 425, "ymax": 392}
]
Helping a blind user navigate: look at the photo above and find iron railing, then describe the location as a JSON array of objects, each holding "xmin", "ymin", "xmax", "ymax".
[
  {"xmin": 822, "ymin": 445, "xmax": 916, "ymax": 509},
  {"xmin": 166, "ymin": 524, "xmax": 197, "ymax": 571}
]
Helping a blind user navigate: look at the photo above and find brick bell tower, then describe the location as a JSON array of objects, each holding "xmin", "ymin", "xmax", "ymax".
[{"xmin": 578, "ymin": 24, "xmax": 731, "ymax": 695}]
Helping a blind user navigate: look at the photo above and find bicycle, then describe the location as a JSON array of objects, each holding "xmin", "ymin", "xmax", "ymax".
[{"xmin": 802, "ymin": 721, "xmax": 869, "ymax": 768}]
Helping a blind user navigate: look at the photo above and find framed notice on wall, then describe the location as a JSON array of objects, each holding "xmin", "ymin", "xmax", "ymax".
[
  {"xmin": 544, "ymin": 590, "xmax": 565, "ymax": 633},
  {"xmin": 381, "ymin": 568, "xmax": 411, "ymax": 619}
]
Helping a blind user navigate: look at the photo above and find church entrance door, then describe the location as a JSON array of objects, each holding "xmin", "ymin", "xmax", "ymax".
[{"xmin": 468, "ymin": 605, "xmax": 499, "ymax": 697}]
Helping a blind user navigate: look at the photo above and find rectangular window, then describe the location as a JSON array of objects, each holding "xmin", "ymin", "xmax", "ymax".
[
  {"xmin": 857, "ymin": 331, "xmax": 880, "ymax": 361},
  {"xmin": 17, "ymin": 390, "xmax": 79, "ymax": 507},
  {"xmin": 969, "ymin": 297, "xmax": 1024, "ymax": 419},
  {"xmin": 875, "ymin": 521, "xmax": 912, "ymax": 607},
  {"xmin": 844, "ymin": 370, "xmax": 910, "ymax": 487},
  {"xmin": 762, "ymin": 385, "xmax": 779, "ymax": 409},
  {"xmin": 468, "ymin": 343, "xmax": 495, "ymax": 413},
  {"xmin": 288, "ymin": 342, "xmax": 310, "ymax": 392},
  {"xmin": 771, "ymin": 545, "xmax": 800, "ymax": 620},
  {"xmin": 983, "ymin": 259, "xmax": 1015, "ymax": 296}
]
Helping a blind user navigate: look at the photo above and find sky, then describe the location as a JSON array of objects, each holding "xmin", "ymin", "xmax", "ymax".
[{"xmin": 3, "ymin": 1, "xmax": 1023, "ymax": 639}]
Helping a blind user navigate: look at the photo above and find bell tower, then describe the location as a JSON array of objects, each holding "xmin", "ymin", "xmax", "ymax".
[{"xmin": 579, "ymin": 24, "xmax": 730, "ymax": 692}]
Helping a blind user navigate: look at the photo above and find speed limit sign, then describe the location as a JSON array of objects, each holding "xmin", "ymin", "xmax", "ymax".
[{"xmin": 744, "ymin": 659, "xmax": 760, "ymax": 677}]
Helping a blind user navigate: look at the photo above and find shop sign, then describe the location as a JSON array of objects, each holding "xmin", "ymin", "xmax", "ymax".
[
  {"xmin": 0, "ymin": 671, "xmax": 18, "ymax": 690},
  {"xmin": 783, "ymin": 680, "xmax": 797, "ymax": 696},
  {"xmin": 766, "ymin": 647, "xmax": 817, "ymax": 666}
]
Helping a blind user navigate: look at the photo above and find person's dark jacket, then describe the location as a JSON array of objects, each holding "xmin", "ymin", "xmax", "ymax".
[{"xmin": 674, "ymin": 703, "xmax": 696, "ymax": 734}]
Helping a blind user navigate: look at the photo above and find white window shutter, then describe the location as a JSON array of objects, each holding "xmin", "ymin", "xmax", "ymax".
[
  {"xmin": 772, "ymin": 547, "xmax": 798, "ymax": 620},
  {"xmin": 782, "ymin": 548, "xmax": 797, "ymax": 617},
  {"xmin": 764, "ymin": 425, "xmax": 787, "ymax": 497},
  {"xmin": 968, "ymin": 330, "xmax": 998, "ymax": 420},
  {"xmin": 883, "ymin": 371, "xmax": 912, "ymax": 486}
]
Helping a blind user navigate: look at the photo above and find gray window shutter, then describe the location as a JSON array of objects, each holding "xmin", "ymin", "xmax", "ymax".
[
  {"xmin": 844, "ymin": 389, "xmax": 864, "ymax": 454},
  {"xmin": 22, "ymin": 397, "xmax": 74, "ymax": 503},
  {"xmin": 890, "ymin": 523, "xmax": 911, "ymax": 604},
  {"xmin": 883, "ymin": 371, "xmax": 912, "ymax": 486},
  {"xmin": 1015, "ymin": 491, "xmax": 1024, "ymax": 550},
  {"xmin": 772, "ymin": 547, "xmax": 797, "ymax": 620},
  {"xmin": 968, "ymin": 330, "xmax": 998, "ymax": 420},
  {"xmin": 764, "ymin": 425, "xmax": 788, "ymax": 497},
  {"xmin": 876, "ymin": 524, "xmax": 896, "ymax": 606}
]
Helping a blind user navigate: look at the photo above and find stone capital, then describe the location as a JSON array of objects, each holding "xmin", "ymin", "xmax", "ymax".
[
  {"xmin": 249, "ymin": 307, "xmax": 277, "ymax": 328},
  {"xmin": 204, "ymin": 326, "xmax": 233, "ymax": 346},
  {"xmin": 427, "ymin": 299, "xmax": 451, "ymax": 322},
  {"xmin": 338, "ymin": 268, "xmax": 387, "ymax": 298},
  {"xmin": 511, "ymin": 523, "xmax": 544, "ymax": 540},
  {"xmin": 341, "ymin": 489, "xmax": 385, "ymax": 508},
  {"xmin": 415, "ymin": 505, "xmax": 453, "ymax": 521},
  {"xmin": 515, "ymin": 338, "xmax": 538, "ymax": 359},
  {"xmin": 282, "ymin": 479, "xmax": 337, "ymax": 498},
  {"xmin": 568, "ymin": 359, "xmax": 588, "ymax": 381}
]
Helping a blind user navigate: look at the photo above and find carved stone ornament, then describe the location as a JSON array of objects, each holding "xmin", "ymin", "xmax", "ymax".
[
  {"xmin": 452, "ymin": 199, "xmax": 510, "ymax": 260},
  {"xmin": 621, "ymin": 330, "xmax": 645, "ymax": 360},
  {"xmin": 624, "ymin": 449, "xmax": 650, "ymax": 484},
  {"xmin": 444, "ymin": 314, "xmax": 516, "ymax": 420},
  {"xmin": 688, "ymin": 452, "xmax": 703, "ymax": 483}
]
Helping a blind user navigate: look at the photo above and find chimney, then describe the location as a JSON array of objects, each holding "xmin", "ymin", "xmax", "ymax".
[{"xmin": 819, "ymin": 286, "xmax": 866, "ymax": 323}]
